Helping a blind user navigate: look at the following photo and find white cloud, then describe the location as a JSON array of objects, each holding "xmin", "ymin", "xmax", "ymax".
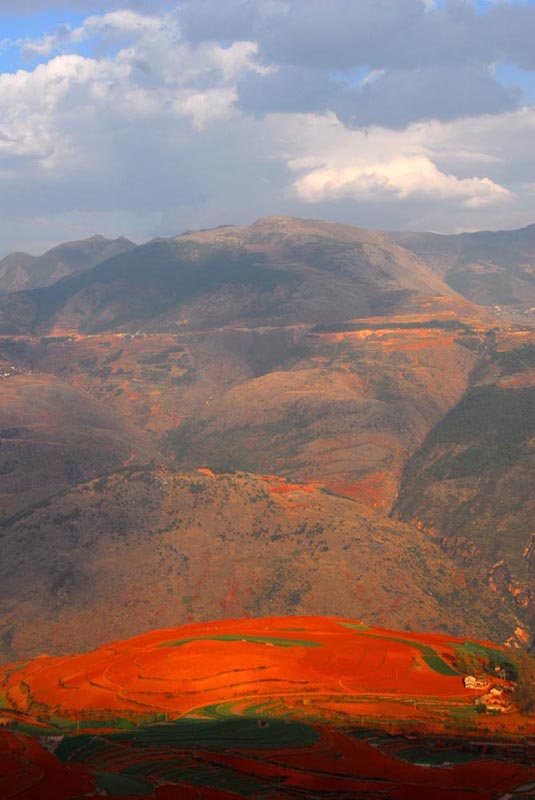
[
  {"xmin": 263, "ymin": 108, "xmax": 534, "ymax": 227},
  {"xmin": 282, "ymin": 112, "xmax": 514, "ymax": 208},
  {"xmin": 293, "ymin": 155, "xmax": 511, "ymax": 207},
  {"xmin": 22, "ymin": 10, "xmax": 164, "ymax": 58},
  {"xmin": 0, "ymin": 11, "xmax": 267, "ymax": 171}
]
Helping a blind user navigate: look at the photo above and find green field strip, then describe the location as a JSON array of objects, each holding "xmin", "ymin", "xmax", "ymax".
[
  {"xmin": 56, "ymin": 716, "xmax": 319, "ymax": 759},
  {"xmin": 159, "ymin": 634, "xmax": 323, "ymax": 649},
  {"xmin": 337, "ymin": 625, "xmax": 459, "ymax": 677},
  {"xmin": 11, "ymin": 720, "xmax": 67, "ymax": 736},
  {"xmin": 56, "ymin": 734, "xmax": 111, "ymax": 763},
  {"xmin": 450, "ymin": 641, "xmax": 516, "ymax": 674},
  {"xmin": 240, "ymin": 700, "xmax": 280, "ymax": 718},
  {"xmin": 396, "ymin": 747, "xmax": 477, "ymax": 766},
  {"xmin": 243, "ymin": 703, "xmax": 296, "ymax": 720},
  {"xmin": 337, "ymin": 622, "xmax": 371, "ymax": 631},
  {"xmin": 118, "ymin": 758, "xmax": 171, "ymax": 779},
  {"xmin": 95, "ymin": 772, "xmax": 153, "ymax": 797},
  {"xmin": 196, "ymin": 699, "xmax": 299, "ymax": 722},
  {"xmin": 157, "ymin": 765, "xmax": 273, "ymax": 798},
  {"xmin": 279, "ymin": 627, "xmax": 307, "ymax": 631},
  {"xmin": 84, "ymin": 746, "xmax": 146, "ymax": 772}
]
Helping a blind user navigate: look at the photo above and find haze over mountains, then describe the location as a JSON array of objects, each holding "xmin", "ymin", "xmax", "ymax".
[
  {"xmin": 2, "ymin": 218, "xmax": 534, "ymax": 314},
  {"xmin": 0, "ymin": 235, "xmax": 135, "ymax": 295},
  {"xmin": 0, "ymin": 216, "xmax": 534, "ymax": 664},
  {"xmin": 394, "ymin": 223, "xmax": 535, "ymax": 310}
]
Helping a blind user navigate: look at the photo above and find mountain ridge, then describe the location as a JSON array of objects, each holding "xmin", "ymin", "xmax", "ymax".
[{"xmin": 0, "ymin": 234, "xmax": 135, "ymax": 295}]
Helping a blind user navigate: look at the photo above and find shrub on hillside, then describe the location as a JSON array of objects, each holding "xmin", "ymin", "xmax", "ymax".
[{"xmin": 511, "ymin": 650, "xmax": 535, "ymax": 714}]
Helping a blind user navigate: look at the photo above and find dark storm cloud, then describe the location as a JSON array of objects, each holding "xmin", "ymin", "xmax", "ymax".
[
  {"xmin": 238, "ymin": 64, "xmax": 520, "ymax": 127},
  {"xmin": 179, "ymin": 0, "xmax": 535, "ymax": 73},
  {"xmin": 237, "ymin": 66, "xmax": 346, "ymax": 116}
]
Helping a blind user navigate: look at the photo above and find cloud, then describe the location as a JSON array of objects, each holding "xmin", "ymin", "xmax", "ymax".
[
  {"xmin": 278, "ymin": 112, "xmax": 515, "ymax": 211},
  {"xmin": 179, "ymin": 0, "xmax": 535, "ymax": 73},
  {"xmin": 179, "ymin": 0, "xmax": 535, "ymax": 130},
  {"xmin": 0, "ymin": 1, "xmax": 166, "ymax": 12},
  {"xmin": 292, "ymin": 155, "xmax": 511, "ymax": 207},
  {"xmin": 21, "ymin": 9, "xmax": 164, "ymax": 58},
  {"xmin": 238, "ymin": 63, "xmax": 520, "ymax": 127},
  {"xmin": 0, "ymin": 11, "xmax": 265, "ymax": 173},
  {"xmin": 0, "ymin": 1, "xmax": 533, "ymax": 253}
]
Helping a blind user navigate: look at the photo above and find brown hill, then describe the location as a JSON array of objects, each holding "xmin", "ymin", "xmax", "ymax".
[
  {"xmin": 0, "ymin": 217, "xmax": 466, "ymax": 336},
  {"xmin": 393, "ymin": 223, "xmax": 535, "ymax": 309},
  {"xmin": 0, "ymin": 466, "xmax": 518, "ymax": 663},
  {"xmin": 0, "ymin": 316, "xmax": 484, "ymax": 510},
  {"xmin": 167, "ymin": 316, "xmax": 481, "ymax": 509}
]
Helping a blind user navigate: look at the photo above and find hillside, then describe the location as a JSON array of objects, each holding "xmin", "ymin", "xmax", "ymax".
[
  {"xmin": 0, "ymin": 217, "xmax": 468, "ymax": 336},
  {"xmin": 0, "ymin": 466, "xmax": 519, "ymax": 663},
  {"xmin": 394, "ymin": 223, "xmax": 535, "ymax": 310},
  {"xmin": 166, "ymin": 314, "xmax": 481, "ymax": 509},
  {"xmin": 0, "ymin": 235, "xmax": 135, "ymax": 294},
  {"xmin": 394, "ymin": 329, "xmax": 535, "ymax": 644},
  {"xmin": 1, "ymin": 616, "xmax": 535, "ymax": 800},
  {"xmin": 0, "ymin": 373, "xmax": 160, "ymax": 518}
]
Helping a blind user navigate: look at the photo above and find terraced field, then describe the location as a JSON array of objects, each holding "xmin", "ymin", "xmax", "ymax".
[{"xmin": 1, "ymin": 616, "xmax": 534, "ymax": 799}]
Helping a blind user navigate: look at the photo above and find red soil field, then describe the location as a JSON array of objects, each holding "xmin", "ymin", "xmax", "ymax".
[{"xmin": 1, "ymin": 617, "xmax": 534, "ymax": 799}]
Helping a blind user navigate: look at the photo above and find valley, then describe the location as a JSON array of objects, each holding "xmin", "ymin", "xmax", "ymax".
[{"xmin": 0, "ymin": 218, "xmax": 534, "ymax": 665}]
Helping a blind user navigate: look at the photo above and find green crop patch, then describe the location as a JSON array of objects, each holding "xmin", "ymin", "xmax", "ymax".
[
  {"xmin": 340, "ymin": 627, "xmax": 459, "ymax": 676},
  {"xmin": 417, "ymin": 646, "xmax": 459, "ymax": 677},
  {"xmin": 96, "ymin": 772, "xmax": 152, "ymax": 797},
  {"xmin": 160, "ymin": 634, "xmax": 323, "ymax": 649},
  {"xmin": 338, "ymin": 622, "xmax": 370, "ymax": 631},
  {"xmin": 451, "ymin": 641, "xmax": 517, "ymax": 679},
  {"xmin": 56, "ymin": 715, "xmax": 319, "ymax": 764}
]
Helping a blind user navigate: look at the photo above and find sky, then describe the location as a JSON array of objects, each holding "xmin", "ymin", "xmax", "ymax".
[{"xmin": 0, "ymin": 1, "xmax": 534, "ymax": 253}]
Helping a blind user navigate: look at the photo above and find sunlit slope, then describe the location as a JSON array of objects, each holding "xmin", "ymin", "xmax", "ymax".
[
  {"xmin": 1, "ymin": 616, "xmax": 534, "ymax": 800},
  {"xmin": 0, "ymin": 616, "xmax": 520, "ymax": 725},
  {"xmin": 168, "ymin": 315, "xmax": 481, "ymax": 508},
  {"xmin": 1, "ymin": 314, "xmax": 484, "ymax": 510}
]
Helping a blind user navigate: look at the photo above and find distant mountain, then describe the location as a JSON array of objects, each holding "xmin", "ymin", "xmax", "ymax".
[
  {"xmin": 0, "ymin": 234, "xmax": 135, "ymax": 294},
  {"xmin": 393, "ymin": 223, "xmax": 535, "ymax": 308},
  {"xmin": 0, "ymin": 217, "xmax": 466, "ymax": 335}
]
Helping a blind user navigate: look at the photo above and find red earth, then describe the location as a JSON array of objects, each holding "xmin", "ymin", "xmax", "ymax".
[{"xmin": 1, "ymin": 616, "xmax": 534, "ymax": 799}]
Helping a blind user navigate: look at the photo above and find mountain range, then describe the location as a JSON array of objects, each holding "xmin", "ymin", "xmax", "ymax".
[
  {"xmin": 0, "ymin": 216, "xmax": 534, "ymax": 664},
  {"xmin": 0, "ymin": 235, "xmax": 135, "ymax": 295},
  {"xmin": 394, "ymin": 223, "xmax": 535, "ymax": 310}
]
